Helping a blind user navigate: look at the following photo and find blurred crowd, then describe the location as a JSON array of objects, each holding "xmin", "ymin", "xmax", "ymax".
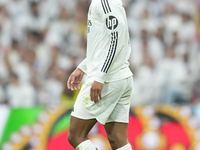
[
  {"xmin": 0, "ymin": 0, "xmax": 199, "ymax": 108},
  {"xmin": 129, "ymin": 0, "xmax": 200, "ymax": 106}
]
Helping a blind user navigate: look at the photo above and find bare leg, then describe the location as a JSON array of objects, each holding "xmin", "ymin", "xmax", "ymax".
[
  {"xmin": 67, "ymin": 116, "xmax": 97, "ymax": 148},
  {"xmin": 104, "ymin": 122, "xmax": 129, "ymax": 150}
]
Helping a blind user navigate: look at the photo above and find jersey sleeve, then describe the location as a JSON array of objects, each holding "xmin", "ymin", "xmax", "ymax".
[
  {"xmin": 77, "ymin": 58, "xmax": 88, "ymax": 74},
  {"xmin": 94, "ymin": 0, "xmax": 126, "ymax": 83}
]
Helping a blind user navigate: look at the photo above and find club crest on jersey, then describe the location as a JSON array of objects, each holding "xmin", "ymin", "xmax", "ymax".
[
  {"xmin": 87, "ymin": 20, "xmax": 92, "ymax": 33},
  {"xmin": 88, "ymin": 20, "xmax": 92, "ymax": 26},
  {"xmin": 106, "ymin": 15, "xmax": 118, "ymax": 30}
]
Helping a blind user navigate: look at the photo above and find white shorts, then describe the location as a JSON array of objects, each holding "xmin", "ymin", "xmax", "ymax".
[{"xmin": 71, "ymin": 76, "xmax": 133, "ymax": 125}]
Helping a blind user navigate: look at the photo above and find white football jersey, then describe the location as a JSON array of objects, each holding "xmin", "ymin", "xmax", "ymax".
[{"xmin": 78, "ymin": 0, "xmax": 133, "ymax": 83}]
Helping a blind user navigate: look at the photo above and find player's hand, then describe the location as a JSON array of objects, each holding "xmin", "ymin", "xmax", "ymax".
[
  {"xmin": 90, "ymin": 81, "xmax": 104, "ymax": 103},
  {"xmin": 67, "ymin": 68, "xmax": 84, "ymax": 91}
]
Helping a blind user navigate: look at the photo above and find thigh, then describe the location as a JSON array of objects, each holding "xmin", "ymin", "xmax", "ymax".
[
  {"xmin": 104, "ymin": 122, "xmax": 129, "ymax": 149},
  {"xmin": 69, "ymin": 116, "xmax": 97, "ymax": 139},
  {"xmin": 72, "ymin": 80, "xmax": 123, "ymax": 124},
  {"xmin": 106, "ymin": 77, "xmax": 133, "ymax": 124}
]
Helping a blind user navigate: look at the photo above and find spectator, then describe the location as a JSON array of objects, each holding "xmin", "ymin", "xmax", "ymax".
[
  {"xmin": 6, "ymin": 73, "xmax": 35, "ymax": 108},
  {"xmin": 160, "ymin": 47, "xmax": 192, "ymax": 104},
  {"xmin": 39, "ymin": 68, "xmax": 64, "ymax": 106}
]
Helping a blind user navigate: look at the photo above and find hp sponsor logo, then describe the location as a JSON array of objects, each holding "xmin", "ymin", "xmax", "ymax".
[{"xmin": 106, "ymin": 15, "xmax": 118, "ymax": 30}]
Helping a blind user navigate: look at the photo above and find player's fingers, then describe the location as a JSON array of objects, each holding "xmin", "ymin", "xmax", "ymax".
[
  {"xmin": 67, "ymin": 79, "xmax": 71, "ymax": 89},
  {"xmin": 71, "ymin": 81, "xmax": 75, "ymax": 91},
  {"xmin": 94, "ymin": 90, "xmax": 98, "ymax": 103},
  {"xmin": 90, "ymin": 88, "xmax": 94, "ymax": 101},
  {"xmin": 78, "ymin": 83, "xmax": 80, "ymax": 90},
  {"xmin": 69, "ymin": 75, "xmax": 76, "ymax": 90},
  {"xmin": 76, "ymin": 83, "xmax": 80, "ymax": 91},
  {"xmin": 72, "ymin": 77, "xmax": 78, "ymax": 91},
  {"xmin": 67, "ymin": 77, "xmax": 72, "ymax": 90},
  {"xmin": 74, "ymin": 83, "xmax": 77, "ymax": 91},
  {"xmin": 98, "ymin": 90, "xmax": 102, "ymax": 100},
  {"xmin": 71, "ymin": 82, "xmax": 75, "ymax": 91},
  {"xmin": 75, "ymin": 81, "xmax": 80, "ymax": 90}
]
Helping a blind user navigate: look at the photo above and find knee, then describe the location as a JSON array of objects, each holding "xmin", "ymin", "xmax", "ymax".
[
  {"xmin": 67, "ymin": 131, "xmax": 88, "ymax": 148},
  {"xmin": 107, "ymin": 136, "xmax": 119, "ymax": 149},
  {"xmin": 67, "ymin": 132, "xmax": 75, "ymax": 146},
  {"xmin": 107, "ymin": 134, "xmax": 128, "ymax": 149},
  {"xmin": 67, "ymin": 131, "xmax": 79, "ymax": 147}
]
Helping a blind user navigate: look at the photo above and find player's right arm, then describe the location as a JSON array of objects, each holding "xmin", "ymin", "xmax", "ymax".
[
  {"xmin": 67, "ymin": 68, "xmax": 84, "ymax": 91},
  {"xmin": 67, "ymin": 58, "xmax": 88, "ymax": 91}
]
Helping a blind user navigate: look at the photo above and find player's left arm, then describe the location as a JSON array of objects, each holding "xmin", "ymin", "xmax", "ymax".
[{"xmin": 91, "ymin": 1, "xmax": 127, "ymax": 103}]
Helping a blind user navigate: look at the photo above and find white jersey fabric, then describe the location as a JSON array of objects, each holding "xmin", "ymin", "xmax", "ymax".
[{"xmin": 78, "ymin": 0, "xmax": 132, "ymax": 83}]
